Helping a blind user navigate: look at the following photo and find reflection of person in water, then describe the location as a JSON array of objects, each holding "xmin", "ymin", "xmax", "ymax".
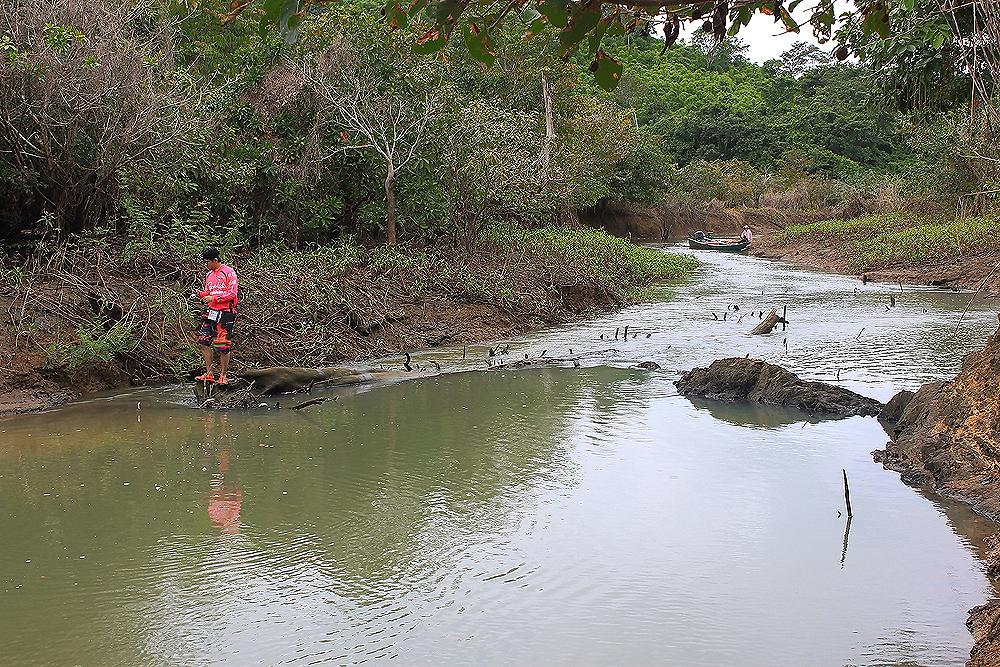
[
  {"xmin": 208, "ymin": 448, "xmax": 242, "ymax": 534},
  {"xmin": 200, "ymin": 413, "xmax": 243, "ymax": 534}
]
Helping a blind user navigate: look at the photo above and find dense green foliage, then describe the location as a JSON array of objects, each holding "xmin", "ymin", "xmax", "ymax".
[
  {"xmin": 0, "ymin": 0, "xmax": 993, "ymax": 251},
  {"xmin": 613, "ymin": 36, "xmax": 904, "ymax": 173}
]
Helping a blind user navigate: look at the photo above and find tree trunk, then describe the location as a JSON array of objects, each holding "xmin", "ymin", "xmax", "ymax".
[
  {"xmin": 384, "ymin": 166, "xmax": 397, "ymax": 245},
  {"xmin": 540, "ymin": 72, "xmax": 555, "ymax": 179}
]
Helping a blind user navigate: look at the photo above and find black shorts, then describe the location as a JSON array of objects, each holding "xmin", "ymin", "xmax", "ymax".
[{"xmin": 198, "ymin": 311, "xmax": 237, "ymax": 352}]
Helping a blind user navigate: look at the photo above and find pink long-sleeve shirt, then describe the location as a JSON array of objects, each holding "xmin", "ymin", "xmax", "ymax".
[{"xmin": 199, "ymin": 264, "xmax": 239, "ymax": 310}]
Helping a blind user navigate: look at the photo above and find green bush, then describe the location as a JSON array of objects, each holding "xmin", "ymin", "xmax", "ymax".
[{"xmin": 48, "ymin": 321, "xmax": 137, "ymax": 371}]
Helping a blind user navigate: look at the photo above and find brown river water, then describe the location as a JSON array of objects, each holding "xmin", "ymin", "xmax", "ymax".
[{"xmin": 1, "ymin": 247, "xmax": 998, "ymax": 666}]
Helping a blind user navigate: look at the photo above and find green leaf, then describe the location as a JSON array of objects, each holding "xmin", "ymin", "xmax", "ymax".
[
  {"xmin": 779, "ymin": 8, "xmax": 799, "ymax": 33},
  {"xmin": 592, "ymin": 50, "xmax": 622, "ymax": 91},
  {"xmin": 263, "ymin": 0, "xmax": 300, "ymax": 43},
  {"xmin": 861, "ymin": 8, "xmax": 890, "ymax": 38},
  {"xmin": 588, "ymin": 15, "xmax": 612, "ymax": 57},
  {"xmin": 900, "ymin": 0, "xmax": 916, "ymax": 9},
  {"xmin": 262, "ymin": 0, "xmax": 289, "ymax": 23},
  {"xmin": 431, "ymin": 0, "xmax": 466, "ymax": 24},
  {"xmin": 283, "ymin": 13, "xmax": 302, "ymax": 43},
  {"xmin": 559, "ymin": 3, "xmax": 600, "ymax": 54},
  {"xmin": 463, "ymin": 23, "xmax": 497, "ymax": 65},
  {"xmin": 521, "ymin": 6, "xmax": 542, "ymax": 23},
  {"xmin": 538, "ymin": 0, "xmax": 568, "ymax": 29},
  {"xmin": 259, "ymin": 0, "xmax": 297, "ymax": 37},
  {"xmin": 815, "ymin": 5, "xmax": 834, "ymax": 27},
  {"xmin": 407, "ymin": 0, "xmax": 428, "ymax": 15},
  {"xmin": 385, "ymin": 2, "xmax": 408, "ymax": 29}
]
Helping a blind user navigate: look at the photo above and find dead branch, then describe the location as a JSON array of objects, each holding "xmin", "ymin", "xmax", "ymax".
[{"xmin": 750, "ymin": 307, "xmax": 787, "ymax": 335}]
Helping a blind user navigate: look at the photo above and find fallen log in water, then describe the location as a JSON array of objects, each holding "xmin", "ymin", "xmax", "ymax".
[
  {"xmin": 290, "ymin": 396, "xmax": 335, "ymax": 410},
  {"xmin": 750, "ymin": 307, "xmax": 787, "ymax": 335},
  {"xmin": 194, "ymin": 365, "xmax": 439, "ymax": 404},
  {"xmin": 238, "ymin": 366, "xmax": 434, "ymax": 394}
]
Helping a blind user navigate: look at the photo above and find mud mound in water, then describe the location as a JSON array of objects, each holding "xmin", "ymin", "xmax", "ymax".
[
  {"xmin": 675, "ymin": 357, "xmax": 883, "ymax": 417},
  {"xmin": 873, "ymin": 323, "xmax": 1000, "ymax": 521}
]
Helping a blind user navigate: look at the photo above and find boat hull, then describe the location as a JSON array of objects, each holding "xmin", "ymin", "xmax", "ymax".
[{"xmin": 688, "ymin": 238, "xmax": 750, "ymax": 253}]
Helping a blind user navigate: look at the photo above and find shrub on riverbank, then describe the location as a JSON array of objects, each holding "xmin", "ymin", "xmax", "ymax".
[{"xmin": 782, "ymin": 214, "xmax": 1000, "ymax": 271}]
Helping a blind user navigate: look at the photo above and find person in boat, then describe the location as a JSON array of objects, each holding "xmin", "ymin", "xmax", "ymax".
[
  {"xmin": 194, "ymin": 247, "xmax": 239, "ymax": 385},
  {"xmin": 740, "ymin": 224, "xmax": 753, "ymax": 244}
]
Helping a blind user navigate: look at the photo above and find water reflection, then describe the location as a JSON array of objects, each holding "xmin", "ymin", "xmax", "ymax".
[
  {"xmin": 684, "ymin": 395, "xmax": 825, "ymax": 428},
  {"xmin": 208, "ymin": 449, "xmax": 242, "ymax": 534},
  {"xmin": 841, "ymin": 516, "xmax": 852, "ymax": 567}
]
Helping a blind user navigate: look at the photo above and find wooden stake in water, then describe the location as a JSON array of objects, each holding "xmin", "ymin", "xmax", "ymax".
[{"xmin": 842, "ymin": 469, "xmax": 853, "ymax": 518}]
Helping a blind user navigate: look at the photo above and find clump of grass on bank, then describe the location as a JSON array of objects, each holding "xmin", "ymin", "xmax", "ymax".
[
  {"xmin": 783, "ymin": 214, "xmax": 911, "ymax": 240},
  {"xmin": 782, "ymin": 214, "xmax": 1000, "ymax": 272},
  {"xmin": 482, "ymin": 223, "xmax": 697, "ymax": 295}
]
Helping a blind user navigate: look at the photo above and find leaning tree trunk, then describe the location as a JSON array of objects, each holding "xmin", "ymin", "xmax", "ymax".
[{"xmin": 384, "ymin": 166, "xmax": 397, "ymax": 245}]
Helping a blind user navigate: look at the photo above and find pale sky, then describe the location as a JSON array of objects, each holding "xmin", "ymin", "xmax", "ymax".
[{"xmin": 679, "ymin": 12, "xmax": 830, "ymax": 64}]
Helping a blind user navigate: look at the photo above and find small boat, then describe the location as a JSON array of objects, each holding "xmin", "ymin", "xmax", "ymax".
[{"xmin": 687, "ymin": 237, "xmax": 750, "ymax": 253}]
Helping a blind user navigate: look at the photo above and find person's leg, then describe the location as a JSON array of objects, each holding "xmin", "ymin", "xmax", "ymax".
[
  {"xmin": 218, "ymin": 350, "xmax": 230, "ymax": 382},
  {"xmin": 196, "ymin": 318, "xmax": 215, "ymax": 381},
  {"xmin": 202, "ymin": 345, "xmax": 214, "ymax": 375},
  {"xmin": 214, "ymin": 312, "xmax": 235, "ymax": 383}
]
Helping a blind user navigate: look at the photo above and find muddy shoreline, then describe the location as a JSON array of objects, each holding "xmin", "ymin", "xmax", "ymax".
[{"xmin": 1, "ymin": 229, "xmax": 695, "ymax": 417}]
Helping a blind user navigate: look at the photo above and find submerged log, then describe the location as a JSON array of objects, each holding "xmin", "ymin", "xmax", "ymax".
[
  {"xmin": 237, "ymin": 366, "xmax": 434, "ymax": 394},
  {"xmin": 290, "ymin": 396, "xmax": 333, "ymax": 410},
  {"xmin": 750, "ymin": 307, "xmax": 787, "ymax": 335},
  {"xmin": 489, "ymin": 348, "xmax": 619, "ymax": 370},
  {"xmin": 192, "ymin": 366, "xmax": 438, "ymax": 401}
]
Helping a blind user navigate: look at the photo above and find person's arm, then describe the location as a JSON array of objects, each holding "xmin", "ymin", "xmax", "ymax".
[{"xmin": 196, "ymin": 274, "xmax": 210, "ymax": 301}]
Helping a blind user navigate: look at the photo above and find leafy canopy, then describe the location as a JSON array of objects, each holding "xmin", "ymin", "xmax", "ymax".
[{"xmin": 213, "ymin": 0, "xmax": 938, "ymax": 89}]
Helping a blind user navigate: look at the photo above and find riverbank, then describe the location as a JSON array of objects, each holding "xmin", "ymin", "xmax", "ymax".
[
  {"xmin": 751, "ymin": 213, "xmax": 1000, "ymax": 290},
  {"xmin": 0, "ymin": 224, "xmax": 696, "ymax": 415},
  {"xmin": 741, "ymin": 211, "xmax": 1000, "ymax": 667}
]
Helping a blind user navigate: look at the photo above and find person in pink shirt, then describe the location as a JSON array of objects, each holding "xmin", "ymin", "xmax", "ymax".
[{"xmin": 194, "ymin": 247, "xmax": 239, "ymax": 385}]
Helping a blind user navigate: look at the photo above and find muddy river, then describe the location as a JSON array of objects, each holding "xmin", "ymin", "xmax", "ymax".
[{"xmin": 1, "ymin": 248, "xmax": 997, "ymax": 666}]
